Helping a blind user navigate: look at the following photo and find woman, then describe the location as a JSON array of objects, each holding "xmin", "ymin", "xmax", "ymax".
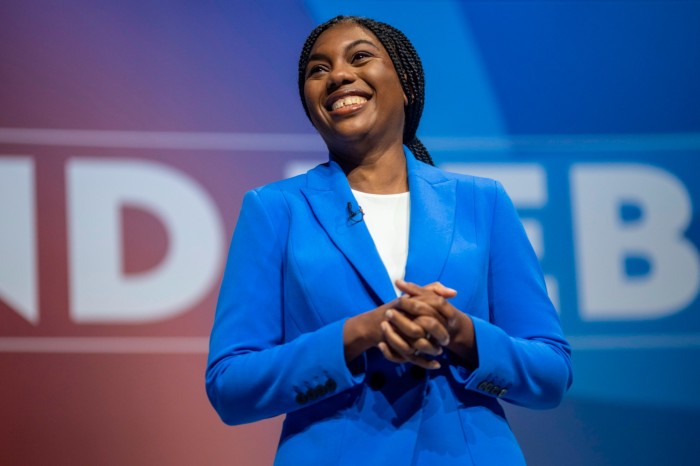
[{"xmin": 206, "ymin": 15, "xmax": 572, "ymax": 465}]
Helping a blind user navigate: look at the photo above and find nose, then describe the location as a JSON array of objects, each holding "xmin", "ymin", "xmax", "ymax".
[{"xmin": 326, "ymin": 63, "xmax": 355, "ymax": 91}]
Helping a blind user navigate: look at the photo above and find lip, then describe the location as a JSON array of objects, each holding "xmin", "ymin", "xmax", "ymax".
[{"xmin": 324, "ymin": 88, "xmax": 372, "ymax": 112}]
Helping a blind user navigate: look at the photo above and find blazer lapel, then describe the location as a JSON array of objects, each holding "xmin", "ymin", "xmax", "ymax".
[
  {"xmin": 404, "ymin": 155, "xmax": 457, "ymax": 287},
  {"xmin": 301, "ymin": 160, "xmax": 397, "ymax": 304}
]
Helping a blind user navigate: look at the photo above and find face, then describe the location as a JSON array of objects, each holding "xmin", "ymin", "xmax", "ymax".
[{"xmin": 303, "ymin": 22, "xmax": 407, "ymax": 152}]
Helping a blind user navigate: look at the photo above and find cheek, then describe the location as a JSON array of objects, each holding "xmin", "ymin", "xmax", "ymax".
[
  {"xmin": 303, "ymin": 84, "xmax": 323, "ymax": 122},
  {"xmin": 303, "ymin": 84, "xmax": 314, "ymax": 109},
  {"xmin": 372, "ymin": 72, "xmax": 406, "ymax": 109},
  {"xmin": 382, "ymin": 80, "xmax": 408, "ymax": 116}
]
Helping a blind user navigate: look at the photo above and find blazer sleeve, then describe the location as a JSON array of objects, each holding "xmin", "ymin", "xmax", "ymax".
[
  {"xmin": 449, "ymin": 180, "xmax": 573, "ymax": 409},
  {"xmin": 205, "ymin": 189, "xmax": 364, "ymax": 426}
]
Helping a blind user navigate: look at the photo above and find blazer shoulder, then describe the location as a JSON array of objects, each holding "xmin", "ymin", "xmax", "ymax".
[
  {"xmin": 434, "ymin": 165, "xmax": 502, "ymax": 199},
  {"xmin": 247, "ymin": 170, "xmax": 311, "ymax": 206},
  {"xmin": 253, "ymin": 172, "xmax": 304, "ymax": 194}
]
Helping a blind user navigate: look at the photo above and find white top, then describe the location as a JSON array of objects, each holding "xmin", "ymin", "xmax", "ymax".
[{"xmin": 351, "ymin": 189, "xmax": 410, "ymax": 297}]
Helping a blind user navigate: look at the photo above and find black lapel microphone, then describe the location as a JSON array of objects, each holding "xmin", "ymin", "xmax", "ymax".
[{"xmin": 347, "ymin": 202, "xmax": 365, "ymax": 223}]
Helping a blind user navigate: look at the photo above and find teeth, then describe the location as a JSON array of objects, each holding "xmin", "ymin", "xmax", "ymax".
[{"xmin": 331, "ymin": 95, "xmax": 367, "ymax": 110}]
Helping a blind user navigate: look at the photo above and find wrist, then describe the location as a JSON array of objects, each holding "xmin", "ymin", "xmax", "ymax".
[
  {"xmin": 343, "ymin": 308, "xmax": 385, "ymax": 363},
  {"xmin": 446, "ymin": 313, "xmax": 478, "ymax": 369}
]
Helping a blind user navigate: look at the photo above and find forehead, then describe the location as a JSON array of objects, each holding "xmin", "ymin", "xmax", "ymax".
[{"xmin": 310, "ymin": 22, "xmax": 386, "ymax": 56}]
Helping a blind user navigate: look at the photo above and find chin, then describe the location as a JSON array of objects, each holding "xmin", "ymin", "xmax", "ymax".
[{"xmin": 320, "ymin": 123, "xmax": 374, "ymax": 143}]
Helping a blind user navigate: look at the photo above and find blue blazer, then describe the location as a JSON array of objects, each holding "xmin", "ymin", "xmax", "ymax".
[{"xmin": 206, "ymin": 154, "xmax": 572, "ymax": 465}]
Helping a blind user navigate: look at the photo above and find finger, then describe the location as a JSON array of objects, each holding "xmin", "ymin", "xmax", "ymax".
[
  {"xmin": 385, "ymin": 311, "xmax": 444, "ymax": 356},
  {"xmin": 412, "ymin": 337, "xmax": 442, "ymax": 356},
  {"xmin": 407, "ymin": 293, "xmax": 459, "ymax": 330},
  {"xmin": 395, "ymin": 281, "xmax": 458, "ymax": 328},
  {"xmin": 424, "ymin": 281, "xmax": 457, "ymax": 298},
  {"xmin": 378, "ymin": 340, "xmax": 439, "ymax": 369},
  {"xmin": 377, "ymin": 341, "xmax": 407, "ymax": 364},
  {"xmin": 413, "ymin": 315, "xmax": 450, "ymax": 346},
  {"xmin": 395, "ymin": 279, "xmax": 426, "ymax": 296},
  {"xmin": 379, "ymin": 327, "xmax": 442, "ymax": 370},
  {"xmin": 385, "ymin": 309, "xmax": 428, "ymax": 340},
  {"xmin": 395, "ymin": 295, "xmax": 446, "ymax": 322},
  {"xmin": 428, "ymin": 296, "xmax": 459, "ymax": 329},
  {"xmin": 381, "ymin": 321, "xmax": 415, "ymax": 359}
]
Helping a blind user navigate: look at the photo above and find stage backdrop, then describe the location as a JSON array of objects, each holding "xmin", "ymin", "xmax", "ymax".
[{"xmin": 1, "ymin": 1, "xmax": 699, "ymax": 465}]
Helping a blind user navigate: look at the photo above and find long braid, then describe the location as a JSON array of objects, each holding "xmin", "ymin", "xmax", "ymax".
[
  {"xmin": 298, "ymin": 16, "xmax": 435, "ymax": 166},
  {"xmin": 406, "ymin": 137, "xmax": 434, "ymax": 166}
]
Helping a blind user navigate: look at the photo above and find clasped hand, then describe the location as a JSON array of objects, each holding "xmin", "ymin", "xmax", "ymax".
[{"xmin": 377, "ymin": 279, "xmax": 472, "ymax": 370}]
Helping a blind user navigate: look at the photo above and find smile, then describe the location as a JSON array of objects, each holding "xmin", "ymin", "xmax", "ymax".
[
  {"xmin": 331, "ymin": 95, "xmax": 368, "ymax": 111},
  {"xmin": 325, "ymin": 89, "xmax": 372, "ymax": 113}
]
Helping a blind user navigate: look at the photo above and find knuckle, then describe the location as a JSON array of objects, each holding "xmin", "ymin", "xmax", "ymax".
[
  {"xmin": 414, "ymin": 340, "xmax": 432, "ymax": 353},
  {"xmin": 414, "ymin": 315, "xmax": 430, "ymax": 324},
  {"xmin": 390, "ymin": 338, "xmax": 411, "ymax": 353},
  {"xmin": 406, "ymin": 327, "xmax": 424, "ymax": 339},
  {"xmin": 414, "ymin": 301, "xmax": 431, "ymax": 314}
]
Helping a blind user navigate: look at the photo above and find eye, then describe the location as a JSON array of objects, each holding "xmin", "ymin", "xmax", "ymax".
[
  {"xmin": 352, "ymin": 51, "xmax": 373, "ymax": 63},
  {"xmin": 306, "ymin": 64, "xmax": 327, "ymax": 78}
]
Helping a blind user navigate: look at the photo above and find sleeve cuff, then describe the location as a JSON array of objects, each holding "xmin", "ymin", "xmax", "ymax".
[{"xmin": 448, "ymin": 316, "xmax": 513, "ymax": 399}]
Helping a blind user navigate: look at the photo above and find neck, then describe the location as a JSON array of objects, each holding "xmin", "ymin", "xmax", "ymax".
[{"xmin": 331, "ymin": 141, "xmax": 408, "ymax": 194}]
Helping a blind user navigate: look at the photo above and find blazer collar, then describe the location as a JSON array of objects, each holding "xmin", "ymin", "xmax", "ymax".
[
  {"xmin": 301, "ymin": 153, "xmax": 456, "ymax": 304},
  {"xmin": 404, "ymin": 154, "xmax": 457, "ymax": 289}
]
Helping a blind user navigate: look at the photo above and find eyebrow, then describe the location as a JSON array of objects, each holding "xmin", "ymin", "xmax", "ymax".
[{"xmin": 307, "ymin": 39, "xmax": 381, "ymax": 64}]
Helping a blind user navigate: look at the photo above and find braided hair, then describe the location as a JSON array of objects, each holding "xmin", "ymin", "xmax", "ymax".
[{"xmin": 298, "ymin": 16, "xmax": 434, "ymax": 166}]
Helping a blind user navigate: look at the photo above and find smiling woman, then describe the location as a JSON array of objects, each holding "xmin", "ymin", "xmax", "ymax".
[
  {"xmin": 299, "ymin": 16, "xmax": 433, "ymax": 170},
  {"xmin": 301, "ymin": 23, "xmax": 408, "ymax": 176},
  {"xmin": 206, "ymin": 15, "xmax": 572, "ymax": 466}
]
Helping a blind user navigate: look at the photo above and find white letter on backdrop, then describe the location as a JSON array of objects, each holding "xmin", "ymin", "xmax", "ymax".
[
  {"xmin": 67, "ymin": 158, "xmax": 224, "ymax": 323},
  {"xmin": 0, "ymin": 157, "xmax": 38, "ymax": 324},
  {"xmin": 571, "ymin": 164, "xmax": 699, "ymax": 320}
]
